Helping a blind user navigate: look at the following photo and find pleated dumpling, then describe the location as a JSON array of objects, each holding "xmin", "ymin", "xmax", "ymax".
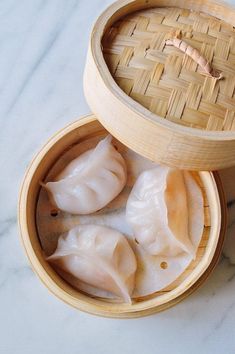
[
  {"xmin": 44, "ymin": 136, "xmax": 127, "ymax": 214},
  {"xmin": 47, "ymin": 225, "xmax": 137, "ymax": 303},
  {"xmin": 126, "ymin": 167, "xmax": 195, "ymax": 257}
]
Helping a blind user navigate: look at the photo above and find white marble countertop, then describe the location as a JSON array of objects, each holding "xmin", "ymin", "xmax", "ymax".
[{"xmin": 1, "ymin": 1, "xmax": 235, "ymax": 353}]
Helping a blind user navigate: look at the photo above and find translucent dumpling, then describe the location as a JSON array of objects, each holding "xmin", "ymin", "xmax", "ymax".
[
  {"xmin": 47, "ymin": 225, "xmax": 137, "ymax": 303},
  {"xmin": 44, "ymin": 136, "xmax": 127, "ymax": 214},
  {"xmin": 126, "ymin": 167, "xmax": 195, "ymax": 257}
]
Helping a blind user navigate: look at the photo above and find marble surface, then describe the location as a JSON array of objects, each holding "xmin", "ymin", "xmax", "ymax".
[{"xmin": 1, "ymin": 1, "xmax": 235, "ymax": 353}]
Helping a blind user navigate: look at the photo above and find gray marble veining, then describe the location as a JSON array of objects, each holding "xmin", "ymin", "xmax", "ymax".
[{"xmin": 1, "ymin": 1, "xmax": 235, "ymax": 353}]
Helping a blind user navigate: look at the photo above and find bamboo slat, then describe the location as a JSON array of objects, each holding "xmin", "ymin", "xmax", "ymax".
[{"xmin": 103, "ymin": 7, "xmax": 235, "ymax": 131}]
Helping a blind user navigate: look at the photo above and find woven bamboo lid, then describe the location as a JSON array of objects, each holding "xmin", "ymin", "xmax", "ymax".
[{"xmin": 84, "ymin": 0, "xmax": 235, "ymax": 170}]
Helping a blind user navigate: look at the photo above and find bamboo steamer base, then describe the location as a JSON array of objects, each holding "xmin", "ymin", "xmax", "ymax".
[
  {"xmin": 84, "ymin": 0, "xmax": 235, "ymax": 170},
  {"xmin": 18, "ymin": 114, "xmax": 226, "ymax": 318}
]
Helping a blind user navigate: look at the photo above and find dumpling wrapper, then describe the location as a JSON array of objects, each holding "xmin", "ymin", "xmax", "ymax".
[
  {"xmin": 133, "ymin": 171, "xmax": 204, "ymax": 296},
  {"xmin": 53, "ymin": 170, "xmax": 204, "ymax": 299},
  {"xmin": 44, "ymin": 136, "xmax": 127, "ymax": 214},
  {"xmin": 37, "ymin": 137, "xmax": 204, "ymax": 300},
  {"xmin": 47, "ymin": 224, "xmax": 137, "ymax": 303},
  {"xmin": 126, "ymin": 167, "xmax": 195, "ymax": 257}
]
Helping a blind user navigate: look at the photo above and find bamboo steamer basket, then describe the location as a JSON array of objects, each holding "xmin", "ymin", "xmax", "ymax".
[
  {"xmin": 84, "ymin": 0, "xmax": 235, "ymax": 170},
  {"xmin": 18, "ymin": 114, "xmax": 227, "ymax": 318}
]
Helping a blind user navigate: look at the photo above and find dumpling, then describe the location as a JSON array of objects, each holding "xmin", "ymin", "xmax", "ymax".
[
  {"xmin": 126, "ymin": 167, "xmax": 195, "ymax": 257},
  {"xmin": 44, "ymin": 135, "xmax": 127, "ymax": 214},
  {"xmin": 47, "ymin": 225, "xmax": 137, "ymax": 303}
]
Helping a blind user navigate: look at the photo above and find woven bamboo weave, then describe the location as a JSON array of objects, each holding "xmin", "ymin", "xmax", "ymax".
[{"xmin": 102, "ymin": 7, "xmax": 235, "ymax": 131}]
